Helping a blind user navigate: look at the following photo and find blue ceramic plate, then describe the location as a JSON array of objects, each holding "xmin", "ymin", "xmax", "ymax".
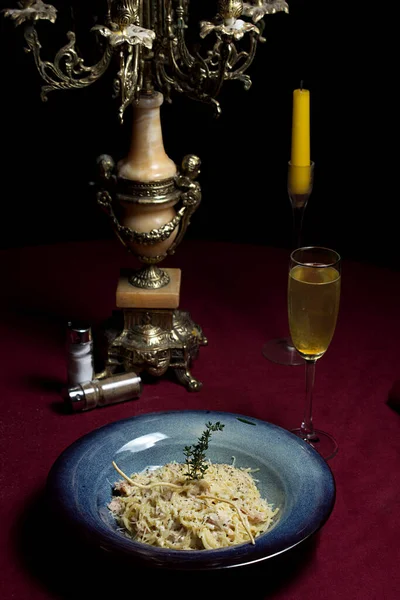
[{"xmin": 47, "ymin": 410, "xmax": 335, "ymax": 570}]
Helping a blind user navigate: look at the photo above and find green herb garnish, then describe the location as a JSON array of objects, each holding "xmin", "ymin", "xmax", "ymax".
[
  {"xmin": 184, "ymin": 421, "xmax": 225, "ymax": 480},
  {"xmin": 236, "ymin": 417, "xmax": 257, "ymax": 426}
]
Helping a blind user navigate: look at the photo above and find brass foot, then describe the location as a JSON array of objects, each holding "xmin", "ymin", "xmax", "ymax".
[{"xmin": 175, "ymin": 368, "xmax": 203, "ymax": 392}]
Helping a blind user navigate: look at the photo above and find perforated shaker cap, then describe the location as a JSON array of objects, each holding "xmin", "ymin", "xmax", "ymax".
[{"xmin": 67, "ymin": 321, "xmax": 92, "ymax": 345}]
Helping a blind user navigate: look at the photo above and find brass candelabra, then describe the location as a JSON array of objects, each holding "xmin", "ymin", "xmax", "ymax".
[{"xmin": 3, "ymin": 0, "xmax": 289, "ymax": 390}]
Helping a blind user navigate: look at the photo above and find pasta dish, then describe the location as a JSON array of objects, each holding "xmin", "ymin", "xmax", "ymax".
[{"xmin": 108, "ymin": 460, "xmax": 279, "ymax": 550}]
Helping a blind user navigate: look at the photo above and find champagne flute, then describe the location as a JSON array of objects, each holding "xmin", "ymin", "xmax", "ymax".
[
  {"xmin": 262, "ymin": 162, "xmax": 314, "ymax": 366},
  {"xmin": 288, "ymin": 246, "xmax": 341, "ymax": 460}
]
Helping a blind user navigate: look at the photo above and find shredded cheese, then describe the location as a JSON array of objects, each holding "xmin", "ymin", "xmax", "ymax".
[{"xmin": 108, "ymin": 461, "xmax": 279, "ymax": 550}]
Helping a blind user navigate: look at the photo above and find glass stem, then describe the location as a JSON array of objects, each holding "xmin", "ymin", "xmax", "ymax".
[
  {"xmin": 292, "ymin": 206, "xmax": 305, "ymax": 249},
  {"xmin": 300, "ymin": 359, "xmax": 318, "ymax": 441},
  {"xmin": 287, "ymin": 206, "xmax": 305, "ymax": 348}
]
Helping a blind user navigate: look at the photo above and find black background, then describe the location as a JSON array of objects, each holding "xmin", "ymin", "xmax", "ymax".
[{"xmin": 0, "ymin": 1, "xmax": 394, "ymax": 267}]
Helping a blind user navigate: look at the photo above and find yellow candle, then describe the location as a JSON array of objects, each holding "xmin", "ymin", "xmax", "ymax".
[{"xmin": 290, "ymin": 88, "xmax": 311, "ymax": 194}]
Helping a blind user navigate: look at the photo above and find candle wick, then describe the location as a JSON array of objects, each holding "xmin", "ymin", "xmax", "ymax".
[{"xmin": 300, "ymin": 80, "xmax": 303, "ymax": 90}]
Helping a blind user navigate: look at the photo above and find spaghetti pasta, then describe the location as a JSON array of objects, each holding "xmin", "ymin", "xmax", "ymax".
[{"xmin": 108, "ymin": 461, "xmax": 279, "ymax": 550}]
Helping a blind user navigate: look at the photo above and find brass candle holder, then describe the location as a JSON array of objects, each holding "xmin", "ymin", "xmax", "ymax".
[{"xmin": 3, "ymin": 0, "xmax": 288, "ymax": 390}]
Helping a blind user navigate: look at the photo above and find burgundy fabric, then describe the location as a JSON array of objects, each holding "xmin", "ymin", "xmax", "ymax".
[{"xmin": 1, "ymin": 239, "xmax": 400, "ymax": 599}]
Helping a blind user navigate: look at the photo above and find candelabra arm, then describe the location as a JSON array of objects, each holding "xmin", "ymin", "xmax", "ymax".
[
  {"xmin": 203, "ymin": 40, "xmax": 231, "ymax": 100},
  {"xmin": 224, "ymin": 32, "xmax": 258, "ymax": 80},
  {"xmin": 155, "ymin": 1, "xmax": 263, "ymax": 115},
  {"xmin": 174, "ymin": 2, "xmax": 195, "ymax": 70},
  {"xmin": 114, "ymin": 44, "xmax": 142, "ymax": 124},
  {"xmin": 165, "ymin": 31, "xmax": 191, "ymax": 84},
  {"xmin": 157, "ymin": 30, "xmax": 227, "ymax": 115},
  {"xmin": 22, "ymin": 25, "xmax": 114, "ymax": 101},
  {"xmin": 3, "ymin": 1, "xmax": 289, "ymax": 121}
]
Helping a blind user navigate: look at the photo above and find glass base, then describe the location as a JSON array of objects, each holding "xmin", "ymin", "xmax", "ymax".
[
  {"xmin": 291, "ymin": 428, "xmax": 338, "ymax": 461},
  {"xmin": 262, "ymin": 337, "xmax": 304, "ymax": 366}
]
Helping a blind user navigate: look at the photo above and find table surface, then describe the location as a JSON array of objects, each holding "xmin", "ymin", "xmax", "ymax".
[{"xmin": 1, "ymin": 238, "xmax": 400, "ymax": 600}]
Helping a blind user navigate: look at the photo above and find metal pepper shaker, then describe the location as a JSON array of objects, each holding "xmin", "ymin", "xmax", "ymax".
[
  {"xmin": 66, "ymin": 321, "xmax": 95, "ymax": 387},
  {"xmin": 63, "ymin": 371, "xmax": 143, "ymax": 412}
]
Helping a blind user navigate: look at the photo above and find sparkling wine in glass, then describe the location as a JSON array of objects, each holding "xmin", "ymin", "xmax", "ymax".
[
  {"xmin": 288, "ymin": 246, "xmax": 341, "ymax": 460},
  {"xmin": 262, "ymin": 162, "xmax": 314, "ymax": 366}
]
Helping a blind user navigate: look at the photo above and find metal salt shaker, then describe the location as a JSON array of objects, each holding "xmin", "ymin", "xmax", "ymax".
[{"xmin": 66, "ymin": 321, "xmax": 94, "ymax": 387}]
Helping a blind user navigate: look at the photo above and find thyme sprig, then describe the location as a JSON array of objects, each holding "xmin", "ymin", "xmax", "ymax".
[{"xmin": 184, "ymin": 421, "xmax": 225, "ymax": 480}]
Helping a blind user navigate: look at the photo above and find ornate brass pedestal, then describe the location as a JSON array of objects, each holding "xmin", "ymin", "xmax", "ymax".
[{"xmin": 98, "ymin": 308, "xmax": 208, "ymax": 391}]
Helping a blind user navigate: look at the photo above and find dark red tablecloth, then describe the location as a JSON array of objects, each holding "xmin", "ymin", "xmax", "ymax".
[{"xmin": 1, "ymin": 239, "xmax": 400, "ymax": 599}]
